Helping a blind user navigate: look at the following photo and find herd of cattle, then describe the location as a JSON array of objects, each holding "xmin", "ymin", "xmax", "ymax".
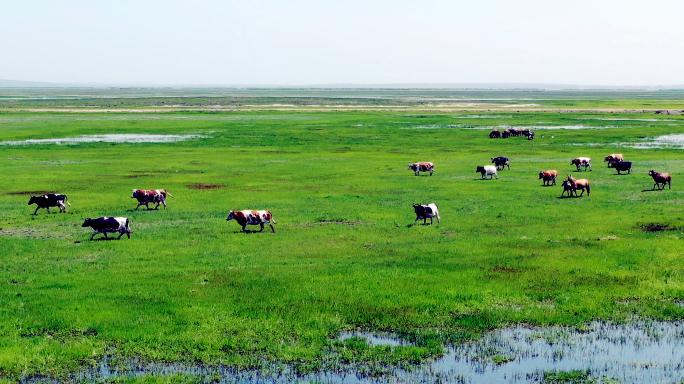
[
  {"xmin": 22, "ymin": 155, "xmax": 674, "ymax": 238},
  {"xmin": 489, "ymin": 128, "xmax": 535, "ymax": 140}
]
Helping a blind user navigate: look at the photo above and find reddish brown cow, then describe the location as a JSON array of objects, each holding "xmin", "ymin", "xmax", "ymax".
[
  {"xmin": 648, "ymin": 170, "xmax": 671, "ymax": 190},
  {"xmin": 539, "ymin": 170, "xmax": 558, "ymax": 186},
  {"xmin": 131, "ymin": 189, "xmax": 174, "ymax": 210}
]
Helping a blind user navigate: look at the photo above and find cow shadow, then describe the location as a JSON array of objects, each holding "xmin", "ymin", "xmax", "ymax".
[
  {"xmin": 234, "ymin": 230, "xmax": 268, "ymax": 234},
  {"xmin": 642, "ymin": 189, "xmax": 664, "ymax": 192},
  {"xmin": 557, "ymin": 195, "xmax": 579, "ymax": 199}
]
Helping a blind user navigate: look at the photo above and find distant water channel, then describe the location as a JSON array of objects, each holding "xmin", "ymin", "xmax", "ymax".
[{"xmin": 24, "ymin": 320, "xmax": 684, "ymax": 384}]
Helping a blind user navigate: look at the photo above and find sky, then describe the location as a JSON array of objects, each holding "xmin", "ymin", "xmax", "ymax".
[{"xmin": 2, "ymin": 0, "xmax": 683, "ymax": 86}]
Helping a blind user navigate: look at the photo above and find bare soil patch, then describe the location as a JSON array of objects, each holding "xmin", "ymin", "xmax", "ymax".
[
  {"xmin": 186, "ymin": 184, "xmax": 225, "ymax": 190},
  {"xmin": 637, "ymin": 223, "xmax": 683, "ymax": 232},
  {"xmin": 7, "ymin": 190, "xmax": 53, "ymax": 196}
]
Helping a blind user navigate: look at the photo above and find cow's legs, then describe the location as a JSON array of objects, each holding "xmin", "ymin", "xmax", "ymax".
[
  {"xmin": 269, "ymin": 223, "xmax": 276, "ymax": 233},
  {"xmin": 90, "ymin": 232, "xmax": 97, "ymax": 240},
  {"xmin": 430, "ymin": 171, "xmax": 433, "ymax": 176},
  {"xmin": 103, "ymin": 232, "xmax": 108, "ymax": 240},
  {"xmin": 259, "ymin": 223, "xmax": 265, "ymax": 232},
  {"xmin": 135, "ymin": 202, "xmax": 143, "ymax": 211},
  {"xmin": 46, "ymin": 207, "xmax": 51, "ymax": 214},
  {"xmin": 241, "ymin": 225, "xmax": 247, "ymax": 232},
  {"xmin": 154, "ymin": 202, "xmax": 160, "ymax": 210},
  {"xmin": 117, "ymin": 231, "xmax": 124, "ymax": 239},
  {"xmin": 430, "ymin": 217, "xmax": 433, "ymax": 225},
  {"xmin": 33, "ymin": 206, "xmax": 40, "ymax": 215},
  {"xmin": 161, "ymin": 197, "xmax": 167, "ymax": 209}
]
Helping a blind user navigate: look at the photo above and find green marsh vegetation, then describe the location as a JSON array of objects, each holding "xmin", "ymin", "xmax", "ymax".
[{"xmin": 1, "ymin": 109, "xmax": 684, "ymax": 380}]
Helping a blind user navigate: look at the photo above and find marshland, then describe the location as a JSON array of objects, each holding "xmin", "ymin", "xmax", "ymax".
[{"xmin": 2, "ymin": 89, "xmax": 684, "ymax": 383}]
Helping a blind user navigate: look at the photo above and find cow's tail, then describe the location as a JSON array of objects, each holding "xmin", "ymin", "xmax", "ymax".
[
  {"xmin": 270, "ymin": 211, "xmax": 277, "ymax": 224},
  {"xmin": 166, "ymin": 190, "xmax": 174, "ymax": 199},
  {"xmin": 435, "ymin": 205, "xmax": 441, "ymax": 223},
  {"xmin": 64, "ymin": 195, "xmax": 72, "ymax": 206},
  {"xmin": 125, "ymin": 218, "xmax": 131, "ymax": 237},
  {"xmin": 586, "ymin": 184, "xmax": 591, "ymax": 196}
]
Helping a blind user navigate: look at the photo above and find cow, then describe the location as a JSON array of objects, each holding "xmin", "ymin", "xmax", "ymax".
[
  {"xmin": 571, "ymin": 157, "xmax": 592, "ymax": 171},
  {"xmin": 226, "ymin": 210, "xmax": 277, "ymax": 233},
  {"xmin": 491, "ymin": 156, "xmax": 510, "ymax": 170},
  {"xmin": 28, "ymin": 194, "xmax": 71, "ymax": 215},
  {"xmin": 566, "ymin": 175, "xmax": 590, "ymax": 196},
  {"xmin": 408, "ymin": 162, "xmax": 434, "ymax": 176},
  {"xmin": 489, "ymin": 130, "xmax": 501, "ymax": 139},
  {"xmin": 476, "ymin": 165, "xmax": 498, "ymax": 179},
  {"xmin": 649, "ymin": 170, "xmax": 671, "ymax": 190},
  {"xmin": 131, "ymin": 189, "xmax": 174, "ymax": 210},
  {"xmin": 509, "ymin": 128, "xmax": 521, "ymax": 137},
  {"xmin": 539, "ymin": 170, "xmax": 558, "ymax": 186},
  {"xmin": 502, "ymin": 129, "xmax": 511, "ymax": 138},
  {"xmin": 611, "ymin": 161, "xmax": 632, "ymax": 175},
  {"xmin": 525, "ymin": 131, "xmax": 535, "ymax": 140},
  {"xmin": 82, "ymin": 217, "xmax": 131, "ymax": 240},
  {"xmin": 604, "ymin": 154, "xmax": 624, "ymax": 165},
  {"xmin": 561, "ymin": 180, "xmax": 575, "ymax": 197},
  {"xmin": 413, "ymin": 203, "xmax": 440, "ymax": 225}
]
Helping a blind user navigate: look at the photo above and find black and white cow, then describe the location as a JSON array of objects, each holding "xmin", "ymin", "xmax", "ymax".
[
  {"xmin": 413, "ymin": 203, "xmax": 440, "ymax": 225},
  {"xmin": 571, "ymin": 157, "xmax": 592, "ymax": 171},
  {"xmin": 476, "ymin": 165, "xmax": 498, "ymax": 179},
  {"xmin": 408, "ymin": 162, "xmax": 434, "ymax": 176},
  {"xmin": 82, "ymin": 217, "xmax": 131, "ymax": 240},
  {"xmin": 28, "ymin": 194, "xmax": 71, "ymax": 215},
  {"xmin": 491, "ymin": 156, "xmax": 510, "ymax": 170}
]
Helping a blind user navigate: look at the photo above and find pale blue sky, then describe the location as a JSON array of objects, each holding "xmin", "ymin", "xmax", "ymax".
[{"xmin": 2, "ymin": 0, "xmax": 682, "ymax": 86}]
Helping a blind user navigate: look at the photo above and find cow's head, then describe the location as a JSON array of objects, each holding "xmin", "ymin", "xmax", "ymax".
[
  {"xmin": 28, "ymin": 196, "xmax": 37, "ymax": 205},
  {"xmin": 131, "ymin": 190, "xmax": 139, "ymax": 198},
  {"xmin": 539, "ymin": 172, "xmax": 544, "ymax": 179},
  {"xmin": 82, "ymin": 218, "xmax": 93, "ymax": 227},
  {"xmin": 571, "ymin": 159, "xmax": 578, "ymax": 165},
  {"xmin": 407, "ymin": 164, "xmax": 416, "ymax": 171},
  {"xmin": 413, "ymin": 204, "xmax": 425, "ymax": 215},
  {"xmin": 476, "ymin": 166, "xmax": 485, "ymax": 173},
  {"xmin": 226, "ymin": 211, "xmax": 235, "ymax": 221},
  {"xmin": 604, "ymin": 156, "xmax": 612, "ymax": 162},
  {"xmin": 649, "ymin": 170, "xmax": 656, "ymax": 177}
]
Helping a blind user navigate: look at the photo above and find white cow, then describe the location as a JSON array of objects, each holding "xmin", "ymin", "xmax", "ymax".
[{"xmin": 476, "ymin": 165, "xmax": 498, "ymax": 179}]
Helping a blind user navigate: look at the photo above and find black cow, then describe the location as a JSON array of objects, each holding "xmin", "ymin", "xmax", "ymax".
[
  {"xmin": 491, "ymin": 156, "xmax": 510, "ymax": 170},
  {"xmin": 82, "ymin": 217, "xmax": 131, "ymax": 240},
  {"xmin": 526, "ymin": 131, "xmax": 535, "ymax": 140},
  {"xmin": 489, "ymin": 130, "xmax": 501, "ymax": 139},
  {"xmin": 502, "ymin": 129, "xmax": 511, "ymax": 138},
  {"xmin": 28, "ymin": 194, "xmax": 71, "ymax": 215},
  {"xmin": 610, "ymin": 161, "xmax": 632, "ymax": 175}
]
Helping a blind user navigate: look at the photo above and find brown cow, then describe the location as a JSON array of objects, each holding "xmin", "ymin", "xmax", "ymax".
[
  {"xmin": 649, "ymin": 170, "xmax": 671, "ymax": 190},
  {"xmin": 539, "ymin": 170, "xmax": 558, "ymax": 186},
  {"xmin": 566, "ymin": 175, "xmax": 590, "ymax": 197},
  {"xmin": 604, "ymin": 154, "xmax": 624, "ymax": 165},
  {"xmin": 132, "ymin": 189, "xmax": 174, "ymax": 210}
]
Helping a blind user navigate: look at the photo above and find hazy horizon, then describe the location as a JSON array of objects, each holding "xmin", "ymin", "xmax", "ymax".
[{"xmin": 2, "ymin": 0, "xmax": 683, "ymax": 86}]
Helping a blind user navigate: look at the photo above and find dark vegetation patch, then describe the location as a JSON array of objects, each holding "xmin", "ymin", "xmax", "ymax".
[
  {"xmin": 186, "ymin": 184, "xmax": 225, "ymax": 190},
  {"xmin": 259, "ymin": 150, "xmax": 299, "ymax": 154},
  {"xmin": 487, "ymin": 266, "xmax": 520, "ymax": 273},
  {"xmin": 309, "ymin": 220, "xmax": 362, "ymax": 226},
  {"xmin": 6, "ymin": 190, "xmax": 53, "ymax": 196},
  {"xmin": 637, "ymin": 222, "xmax": 684, "ymax": 232}
]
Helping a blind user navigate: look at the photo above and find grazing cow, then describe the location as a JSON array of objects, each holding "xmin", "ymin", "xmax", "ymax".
[
  {"xmin": 82, "ymin": 217, "xmax": 131, "ymax": 240},
  {"xmin": 604, "ymin": 154, "xmax": 624, "ymax": 165},
  {"xmin": 489, "ymin": 130, "xmax": 501, "ymax": 139},
  {"xmin": 491, "ymin": 156, "xmax": 510, "ymax": 170},
  {"xmin": 526, "ymin": 131, "xmax": 535, "ymax": 140},
  {"xmin": 131, "ymin": 189, "xmax": 174, "ymax": 210},
  {"xmin": 413, "ymin": 203, "xmax": 440, "ymax": 225},
  {"xmin": 566, "ymin": 175, "xmax": 590, "ymax": 196},
  {"xmin": 611, "ymin": 161, "xmax": 632, "ymax": 175},
  {"xmin": 561, "ymin": 180, "xmax": 576, "ymax": 197},
  {"xmin": 539, "ymin": 170, "xmax": 558, "ymax": 186},
  {"xmin": 508, "ymin": 128, "xmax": 521, "ymax": 137},
  {"xmin": 28, "ymin": 194, "xmax": 71, "ymax": 215},
  {"xmin": 408, "ymin": 162, "xmax": 434, "ymax": 176},
  {"xmin": 476, "ymin": 165, "xmax": 498, "ymax": 179},
  {"xmin": 649, "ymin": 170, "xmax": 671, "ymax": 190},
  {"xmin": 571, "ymin": 157, "xmax": 592, "ymax": 171},
  {"xmin": 502, "ymin": 129, "xmax": 511, "ymax": 138},
  {"xmin": 227, "ymin": 210, "xmax": 277, "ymax": 233}
]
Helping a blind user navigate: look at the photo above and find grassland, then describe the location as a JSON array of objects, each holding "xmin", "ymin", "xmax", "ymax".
[{"xmin": 1, "ymin": 106, "xmax": 684, "ymax": 381}]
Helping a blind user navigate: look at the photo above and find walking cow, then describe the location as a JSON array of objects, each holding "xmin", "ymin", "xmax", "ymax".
[
  {"xmin": 539, "ymin": 170, "xmax": 558, "ymax": 186},
  {"xmin": 28, "ymin": 194, "xmax": 71, "ymax": 215},
  {"xmin": 491, "ymin": 157, "xmax": 510, "ymax": 170},
  {"xmin": 82, "ymin": 217, "xmax": 131, "ymax": 240},
  {"xmin": 476, "ymin": 165, "xmax": 498, "ymax": 179},
  {"xmin": 226, "ymin": 210, "xmax": 277, "ymax": 233},
  {"xmin": 408, "ymin": 162, "xmax": 434, "ymax": 176},
  {"xmin": 131, "ymin": 189, "xmax": 174, "ymax": 210},
  {"xmin": 571, "ymin": 157, "xmax": 592, "ymax": 172},
  {"xmin": 413, "ymin": 203, "xmax": 440, "ymax": 225},
  {"xmin": 649, "ymin": 170, "xmax": 671, "ymax": 190}
]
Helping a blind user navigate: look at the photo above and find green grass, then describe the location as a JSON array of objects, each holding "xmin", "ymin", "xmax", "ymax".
[{"xmin": 1, "ymin": 110, "xmax": 684, "ymax": 380}]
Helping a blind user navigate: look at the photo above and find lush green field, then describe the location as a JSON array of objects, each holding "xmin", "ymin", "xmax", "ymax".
[{"xmin": 1, "ymin": 110, "xmax": 684, "ymax": 381}]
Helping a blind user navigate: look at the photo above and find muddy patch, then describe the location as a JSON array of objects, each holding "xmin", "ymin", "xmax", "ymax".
[
  {"xmin": 304, "ymin": 220, "xmax": 362, "ymax": 227},
  {"xmin": 637, "ymin": 222, "xmax": 683, "ymax": 232},
  {"xmin": 0, "ymin": 223, "xmax": 77, "ymax": 239},
  {"xmin": 0, "ymin": 134, "xmax": 207, "ymax": 146},
  {"xmin": 185, "ymin": 184, "xmax": 225, "ymax": 190}
]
